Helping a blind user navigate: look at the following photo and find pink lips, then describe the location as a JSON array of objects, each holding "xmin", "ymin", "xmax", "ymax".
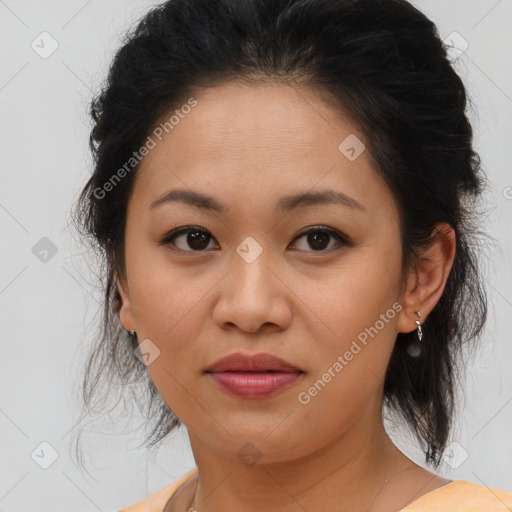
[{"xmin": 205, "ymin": 352, "xmax": 304, "ymax": 399}]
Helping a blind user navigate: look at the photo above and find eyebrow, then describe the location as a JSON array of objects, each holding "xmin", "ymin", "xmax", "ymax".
[{"xmin": 149, "ymin": 188, "xmax": 367, "ymax": 214}]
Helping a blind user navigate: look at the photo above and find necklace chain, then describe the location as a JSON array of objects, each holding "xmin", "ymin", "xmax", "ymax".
[{"xmin": 187, "ymin": 465, "xmax": 417, "ymax": 512}]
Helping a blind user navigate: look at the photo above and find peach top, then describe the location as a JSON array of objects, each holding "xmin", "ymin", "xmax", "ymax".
[{"xmin": 118, "ymin": 467, "xmax": 512, "ymax": 512}]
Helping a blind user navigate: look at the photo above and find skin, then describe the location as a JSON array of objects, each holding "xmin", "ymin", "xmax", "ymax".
[{"xmin": 116, "ymin": 81, "xmax": 456, "ymax": 512}]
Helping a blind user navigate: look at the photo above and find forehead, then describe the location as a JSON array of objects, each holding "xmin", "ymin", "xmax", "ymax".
[
  {"xmin": 131, "ymin": 82, "xmax": 395, "ymax": 222},
  {"xmin": 163, "ymin": 82, "xmax": 356, "ymax": 160}
]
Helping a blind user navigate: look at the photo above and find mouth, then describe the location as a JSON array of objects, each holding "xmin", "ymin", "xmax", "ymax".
[
  {"xmin": 204, "ymin": 352, "xmax": 304, "ymax": 399},
  {"xmin": 206, "ymin": 370, "xmax": 304, "ymax": 399}
]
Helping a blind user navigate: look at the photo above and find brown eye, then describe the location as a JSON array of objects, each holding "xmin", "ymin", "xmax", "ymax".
[
  {"xmin": 290, "ymin": 226, "xmax": 349, "ymax": 252},
  {"xmin": 159, "ymin": 226, "xmax": 218, "ymax": 252},
  {"xmin": 159, "ymin": 225, "xmax": 350, "ymax": 254}
]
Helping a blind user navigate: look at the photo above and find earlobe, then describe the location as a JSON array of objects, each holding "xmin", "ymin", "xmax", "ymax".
[
  {"xmin": 397, "ymin": 222, "xmax": 456, "ymax": 334},
  {"xmin": 115, "ymin": 275, "xmax": 136, "ymax": 332}
]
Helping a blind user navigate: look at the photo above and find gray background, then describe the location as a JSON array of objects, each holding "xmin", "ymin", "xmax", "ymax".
[{"xmin": 0, "ymin": 0, "xmax": 511, "ymax": 510}]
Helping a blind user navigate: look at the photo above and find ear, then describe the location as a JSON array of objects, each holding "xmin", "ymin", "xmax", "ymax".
[
  {"xmin": 397, "ymin": 222, "xmax": 457, "ymax": 334},
  {"xmin": 115, "ymin": 274, "xmax": 136, "ymax": 332}
]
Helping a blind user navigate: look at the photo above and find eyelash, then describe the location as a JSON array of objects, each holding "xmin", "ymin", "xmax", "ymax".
[{"xmin": 158, "ymin": 225, "xmax": 351, "ymax": 254}]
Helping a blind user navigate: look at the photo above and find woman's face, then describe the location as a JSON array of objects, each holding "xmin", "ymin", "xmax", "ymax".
[{"xmin": 117, "ymin": 82, "xmax": 416, "ymax": 463}]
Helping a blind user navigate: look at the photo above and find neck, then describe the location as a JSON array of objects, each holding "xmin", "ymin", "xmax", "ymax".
[{"xmin": 186, "ymin": 403, "xmax": 415, "ymax": 512}]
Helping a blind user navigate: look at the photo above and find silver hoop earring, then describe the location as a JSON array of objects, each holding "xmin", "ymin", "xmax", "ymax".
[{"xmin": 415, "ymin": 310, "xmax": 422, "ymax": 342}]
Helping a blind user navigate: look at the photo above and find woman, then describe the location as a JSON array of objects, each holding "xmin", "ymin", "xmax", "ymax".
[{"xmin": 72, "ymin": 0, "xmax": 512, "ymax": 510}]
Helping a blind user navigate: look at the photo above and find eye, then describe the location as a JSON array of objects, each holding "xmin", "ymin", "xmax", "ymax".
[
  {"xmin": 289, "ymin": 226, "xmax": 349, "ymax": 252},
  {"xmin": 159, "ymin": 226, "xmax": 219, "ymax": 252},
  {"xmin": 159, "ymin": 225, "xmax": 350, "ymax": 253}
]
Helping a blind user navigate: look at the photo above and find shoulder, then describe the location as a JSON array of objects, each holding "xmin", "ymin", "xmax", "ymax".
[
  {"xmin": 117, "ymin": 468, "xmax": 199, "ymax": 512},
  {"xmin": 401, "ymin": 479, "xmax": 512, "ymax": 511}
]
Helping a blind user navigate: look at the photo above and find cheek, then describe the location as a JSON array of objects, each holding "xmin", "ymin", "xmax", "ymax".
[
  {"xmin": 305, "ymin": 247, "xmax": 402, "ymax": 384},
  {"xmin": 316, "ymin": 249, "xmax": 401, "ymax": 333},
  {"xmin": 296, "ymin": 288, "xmax": 399, "ymax": 435},
  {"xmin": 126, "ymin": 263, "xmax": 211, "ymax": 419},
  {"xmin": 124, "ymin": 227, "xmax": 210, "ymax": 336},
  {"xmin": 129, "ymin": 266, "xmax": 208, "ymax": 343}
]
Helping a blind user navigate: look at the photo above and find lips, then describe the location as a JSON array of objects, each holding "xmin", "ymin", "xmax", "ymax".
[
  {"xmin": 205, "ymin": 352, "xmax": 303, "ymax": 373},
  {"xmin": 205, "ymin": 352, "xmax": 304, "ymax": 399}
]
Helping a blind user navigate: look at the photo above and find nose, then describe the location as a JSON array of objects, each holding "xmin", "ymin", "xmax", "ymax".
[{"xmin": 211, "ymin": 242, "xmax": 292, "ymax": 335}]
